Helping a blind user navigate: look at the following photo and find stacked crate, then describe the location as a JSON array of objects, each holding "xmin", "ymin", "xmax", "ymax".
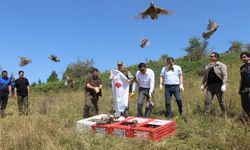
[
  {"xmin": 77, "ymin": 115, "xmax": 176, "ymax": 141},
  {"xmin": 109, "ymin": 117, "xmax": 153, "ymax": 138},
  {"xmin": 76, "ymin": 114, "xmax": 125, "ymax": 132},
  {"xmin": 132, "ymin": 119, "xmax": 176, "ymax": 141}
]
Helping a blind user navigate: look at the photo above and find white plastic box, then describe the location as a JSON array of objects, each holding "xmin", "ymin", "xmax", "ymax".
[{"xmin": 76, "ymin": 114, "xmax": 125, "ymax": 132}]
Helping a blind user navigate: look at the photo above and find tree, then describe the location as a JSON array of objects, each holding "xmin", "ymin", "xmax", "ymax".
[
  {"xmin": 245, "ymin": 43, "xmax": 250, "ymax": 52},
  {"xmin": 229, "ymin": 41, "xmax": 243, "ymax": 52},
  {"xmin": 38, "ymin": 79, "xmax": 42, "ymax": 85},
  {"xmin": 31, "ymin": 82, "xmax": 37, "ymax": 87},
  {"xmin": 47, "ymin": 70, "xmax": 59, "ymax": 83},
  {"xmin": 184, "ymin": 37, "xmax": 208, "ymax": 61},
  {"xmin": 160, "ymin": 54, "xmax": 168, "ymax": 62},
  {"xmin": 63, "ymin": 58, "xmax": 94, "ymax": 80}
]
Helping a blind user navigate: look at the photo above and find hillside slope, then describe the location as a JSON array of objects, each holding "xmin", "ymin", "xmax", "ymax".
[{"xmin": 1, "ymin": 52, "xmax": 250, "ymax": 150}]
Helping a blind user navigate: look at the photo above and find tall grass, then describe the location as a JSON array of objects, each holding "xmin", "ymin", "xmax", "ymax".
[{"xmin": 1, "ymin": 53, "xmax": 250, "ymax": 149}]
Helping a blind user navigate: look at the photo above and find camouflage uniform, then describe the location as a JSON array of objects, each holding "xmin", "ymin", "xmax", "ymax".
[{"xmin": 83, "ymin": 75, "xmax": 102, "ymax": 118}]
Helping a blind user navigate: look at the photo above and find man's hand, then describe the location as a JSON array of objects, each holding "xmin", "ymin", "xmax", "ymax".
[
  {"xmin": 109, "ymin": 75, "xmax": 114, "ymax": 80},
  {"xmin": 94, "ymin": 87, "xmax": 100, "ymax": 93},
  {"xmin": 180, "ymin": 84, "xmax": 184, "ymax": 91},
  {"xmin": 221, "ymin": 84, "xmax": 226, "ymax": 92},
  {"xmin": 149, "ymin": 92, "xmax": 152, "ymax": 100},
  {"xmin": 159, "ymin": 84, "xmax": 163, "ymax": 92},
  {"xmin": 130, "ymin": 92, "xmax": 135, "ymax": 99}
]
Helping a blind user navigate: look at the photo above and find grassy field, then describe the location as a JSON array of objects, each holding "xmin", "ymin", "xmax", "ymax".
[{"xmin": 1, "ymin": 53, "xmax": 250, "ymax": 150}]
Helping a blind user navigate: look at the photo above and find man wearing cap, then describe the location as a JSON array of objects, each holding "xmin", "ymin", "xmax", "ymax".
[
  {"xmin": 116, "ymin": 61, "xmax": 134, "ymax": 91},
  {"xmin": 110, "ymin": 61, "xmax": 134, "ymax": 116},
  {"xmin": 131, "ymin": 63, "xmax": 155, "ymax": 117}
]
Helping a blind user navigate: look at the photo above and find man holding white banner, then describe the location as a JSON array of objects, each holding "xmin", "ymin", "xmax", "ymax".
[
  {"xmin": 110, "ymin": 61, "xmax": 134, "ymax": 117},
  {"xmin": 110, "ymin": 69, "xmax": 131, "ymax": 117}
]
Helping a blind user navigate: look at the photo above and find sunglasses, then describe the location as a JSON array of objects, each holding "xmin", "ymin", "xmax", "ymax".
[
  {"xmin": 241, "ymin": 56, "xmax": 247, "ymax": 59},
  {"xmin": 210, "ymin": 55, "xmax": 216, "ymax": 58}
]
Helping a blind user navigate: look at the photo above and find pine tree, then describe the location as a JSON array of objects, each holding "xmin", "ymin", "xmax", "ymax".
[{"xmin": 47, "ymin": 71, "xmax": 59, "ymax": 83}]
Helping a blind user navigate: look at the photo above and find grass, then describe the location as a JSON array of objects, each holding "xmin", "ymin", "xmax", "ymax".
[{"xmin": 1, "ymin": 52, "xmax": 250, "ymax": 149}]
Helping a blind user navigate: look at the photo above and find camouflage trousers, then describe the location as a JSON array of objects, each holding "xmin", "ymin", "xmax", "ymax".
[
  {"xmin": 83, "ymin": 92, "xmax": 99, "ymax": 118},
  {"xmin": 17, "ymin": 96, "xmax": 29, "ymax": 115},
  {"xmin": 240, "ymin": 87, "xmax": 250, "ymax": 116}
]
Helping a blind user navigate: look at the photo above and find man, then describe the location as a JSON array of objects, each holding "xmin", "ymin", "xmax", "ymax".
[
  {"xmin": 110, "ymin": 61, "xmax": 134, "ymax": 116},
  {"xmin": 160, "ymin": 57, "xmax": 184, "ymax": 118},
  {"xmin": 117, "ymin": 61, "xmax": 134, "ymax": 84},
  {"xmin": 14, "ymin": 71, "xmax": 30, "ymax": 115},
  {"xmin": 83, "ymin": 68, "xmax": 103, "ymax": 118},
  {"xmin": 0, "ymin": 71, "xmax": 12, "ymax": 118},
  {"xmin": 239, "ymin": 52, "xmax": 250, "ymax": 116},
  {"xmin": 131, "ymin": 63, "xmax": 155, "ymax": 117},
  {"xmin": 201, "ymin": 52, "xmax": 227, "ymax": 116}
]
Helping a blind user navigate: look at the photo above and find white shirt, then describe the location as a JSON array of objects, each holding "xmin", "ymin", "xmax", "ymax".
[
  {"xmin": 132, "ymin": 68, "xmax": 155, "ymax": 94},
  {"xmin": 160, "ymin": 65, "xmax": 182, "ymax": 85}
]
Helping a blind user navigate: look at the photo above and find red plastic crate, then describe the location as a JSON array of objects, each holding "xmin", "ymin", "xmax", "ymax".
[
  {"xmin": 110, "ymin": 117, "xmax": 153, "ymax": 138},
  {"xmin": 91, "ymin": 117, "xmax": 127, "ymax": 135},
  {"xmin": 132, "ymin": 119, "xmax": 176, "ymax": 141}
]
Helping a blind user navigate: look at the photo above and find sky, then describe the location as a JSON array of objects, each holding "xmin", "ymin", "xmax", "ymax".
[{"xmin": 0, "ymin": 0, "xmax": 250, "ymax": 83}]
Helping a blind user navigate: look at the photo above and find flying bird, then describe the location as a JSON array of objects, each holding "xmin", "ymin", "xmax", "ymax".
[
  {"xmin": 49, "ymin": 55, "xmax": 60, "ymax": 62},
  {"xmin": 202, "ymin": 20, "xmax": 219, "ymax": 40},
  {"xmin": 64, "ymin": 75, "xmax": 75, "ymax": 88},
  {"xmin": 140, "ymin": 38, "xmax": 150, "ymax": 48},
  {"xmin": 138, "ymin": 2, "xmax": 172, "ymax": 20},
  {"xmin": 18, "ymin": 56, "xmax": 32, "ymax": 67}
]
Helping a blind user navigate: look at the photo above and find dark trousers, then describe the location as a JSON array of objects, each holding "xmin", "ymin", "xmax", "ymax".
[
  {"xmin": 17, "ymin": 96, "xmax": 29, "ymax": 115},
  {"xmin": 0, "ymin": 94, "xmax": 9, "ymax": 116},
  {"xmin": 137, "ymin": 87, "xmax": 152, "ymax": 118},
  {"xmin": 204, "ymin": 83, "xmax": 225, "ymax": 114},
  {"xmin": 83, "ymin": 92, "xmax": 99, "ymax": 118},
  {"xmin": 240, "ymin": 87, "xmax": 250, "ymax": 116},
  {"xmin": 164, "ymin": 85, "xmax": 183, "ymax": 118}
]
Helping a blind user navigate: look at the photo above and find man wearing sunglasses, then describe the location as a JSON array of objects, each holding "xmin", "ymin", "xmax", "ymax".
[
  {"xmin": 239, "ymin": 52, "xmax": 250, "ymax": 117},
  {"xmin": 131, "ymin": 63, "xmax": 155, "ymax": 117},
  {"xmin": 201, "ymin": 52, "xmax": 227, "ymax": 116}
]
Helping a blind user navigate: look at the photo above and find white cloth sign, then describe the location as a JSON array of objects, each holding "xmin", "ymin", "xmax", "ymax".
[{"xmin": 111, "ymin": 70, "xmax": 129, "ymax": 116}]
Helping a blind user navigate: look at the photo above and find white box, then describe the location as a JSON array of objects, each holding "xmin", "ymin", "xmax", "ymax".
[{"xmin": 76, "ymin": 114, "xmax": 125, "ymax": 132}]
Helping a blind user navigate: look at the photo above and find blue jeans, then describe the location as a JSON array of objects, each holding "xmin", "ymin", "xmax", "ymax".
[{"xmin": 164, "ymin": 85, "xmax": 182, "ymax": 117}]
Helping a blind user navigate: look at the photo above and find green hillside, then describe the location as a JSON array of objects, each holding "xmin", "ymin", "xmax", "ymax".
[{"xmin": 1, "ymin": 52, "xmax": 250, "ymax": 149}]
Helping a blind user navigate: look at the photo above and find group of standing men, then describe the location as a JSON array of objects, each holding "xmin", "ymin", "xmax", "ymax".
[
  {"xmin": 2, "ymin": 51, "xmax": 249, "ymax": 119},
  {"xmin": 83, "ymin": 51, "xmax": 250, "ymax": 119},
  {"xmin": 0, "ymin": 71, "xmax": 30, "ymax": 118}
]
